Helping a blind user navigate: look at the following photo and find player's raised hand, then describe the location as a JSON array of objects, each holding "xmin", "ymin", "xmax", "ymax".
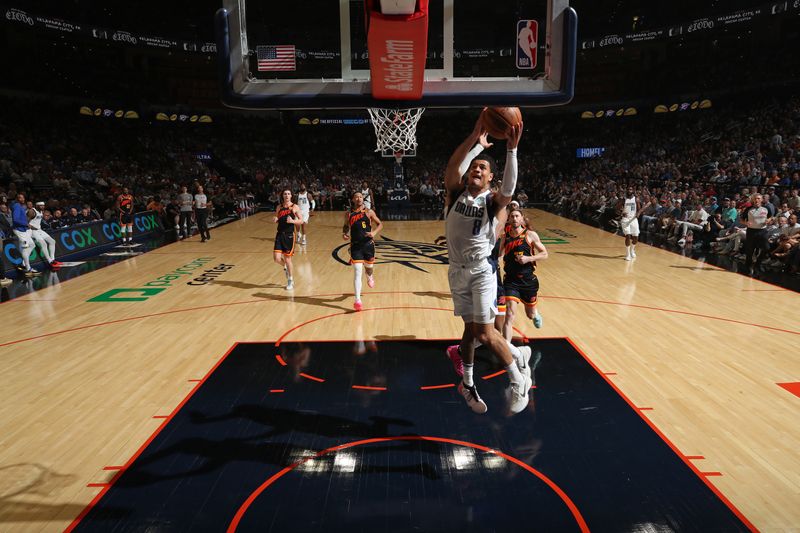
[
  {"xmin": 472, "ymin": 109, "xmax": 488, "ymax": 138},
  {"xmin": 478, "ymin": 132, "xmax": 493, "ymax": 149},
  {"xmin": 507, "ymin": 123, "xmax": 523, "ymax": 149}
]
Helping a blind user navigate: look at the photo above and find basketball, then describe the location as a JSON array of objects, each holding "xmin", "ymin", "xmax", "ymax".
[
  {"xmin": 27, "ymin": 208, "xmax": 37, "ymax": 220},
  {"xmin": 481, "ymin": 107, "xmax": 523, "ymax": 139}
]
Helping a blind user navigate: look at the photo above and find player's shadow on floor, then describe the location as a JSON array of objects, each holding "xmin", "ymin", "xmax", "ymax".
[
  {"xmin": 373, "ymin": 334, "xmax": 418, "ymax": 340},
  {"xmin": 119, "ymin": 408, "xmax": 442, "ymax": 485},
  {"xmin": 118, "ymin": 437, "xmax": 443, "ymax": 487},
  {"xmin": 555, "ymin": 251, "xmax": 626, "ymax": 260},
  {"xmin": 0, "ymin": 463, "xmax": 125, "ymax": 522},
  {"xmin": 213, "ymin": 280, "xmax": 286, "ymax": 290},
  {"xmin": 668, "ymin": 265, "xmax": 724, "ymax": 271},
  {"xmin": 249, "ymin": 236, "xmax": 275, "ymax": 242},
  {"xmin": 412, "ymin": 291, "xmax": 452, "ymax": 300},
  {"xmin": 252, "ymin": 291, "xmax": 352, "ymax": 312}
]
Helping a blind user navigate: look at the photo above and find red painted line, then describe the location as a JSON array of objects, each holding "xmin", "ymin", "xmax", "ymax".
[
  {"xmin": 6, "ymin": 287, "xmax": 797, "ymax": 348},
  {"xmin": 701, "ymin": 472, "xmax": 723, "ymax": 477},
  {"xmin": 226, "ymin": 435, "xmax": 589, "ymax": 533},
  {"xmin": 298, "ymin": 373, "xmax": 324, "ymax": 383},
  {"xmin": 564, "ymin": 337, "xmax": 757, "ymax": 532},
  {"xmin": 420, "ymin": 383, "xmax": 456, "ymax": 390},
  {"xmin": 0, "ymin": 298, "xmax": 267, "ymax": 348},
  {"xmin": 685, "ymin": 456, "xmax": 705, "ymax": 460},
  {"xmin": 86, "ymin": 483, "xmax": 110, "ymax": 488},
  {"xmin": 777, "ymin": 382, "xmax": 800, "ymax": 398},
  {"xmin": 351, "ymin": 385, "xmax": 387, "ymax": 391},
  {"xmin": 482, "ymin": 369, "xmax": 507, "ymax": 380},
  {"xmin": 269, "ymin": 389, "xmax": 285, "ymax": 393},
  {"xmin": 66, "ymin": 342, "xmax": 241, "ymax": 533},
  {"xmin": 152, "ymin": 415, "xmax": 169, "ymax": 419},
  {"xmin": 102, "ymin": 466, "xmax": 124, "ymax": 471},
  {"xmin": 275, "ymin": 354, "xmax": 287, "ymax": 366},
  {"xmin": 542, "ymin": 294, "xmax": 800, "ymax": 336},
  {"xmin": 274, "ymin": 306, "xmax": 454, "ymax": 346}
]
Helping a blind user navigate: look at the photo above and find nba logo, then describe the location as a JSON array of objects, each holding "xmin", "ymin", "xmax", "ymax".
[{"xmin": 516, "ymin": 20, "xmax": 538, "ymax": 70}]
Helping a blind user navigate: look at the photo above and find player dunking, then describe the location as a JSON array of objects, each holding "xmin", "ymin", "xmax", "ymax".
[
  {"xmin": 444, "ymin": 113, "xmax": 532, "ymax": 415},
  {"xmin": 296, "ymin": 183, "xmax": 314, "ymax": 245},
  {"xmin": 273, "ymin": 190, "xmax": 302, "ymax": 290},
  {"xmin": 343, "ymin": 191, "xmax": 382, "ymax": 311},
  {"xmin": 117, "ymin": 187, "xmax": 134, "ymax": 245},
  {"xmin": 500, "ymin": 207, "xmax": 547, "ymax": 341}
]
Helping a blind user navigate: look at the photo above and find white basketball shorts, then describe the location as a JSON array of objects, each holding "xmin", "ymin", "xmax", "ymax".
[
  {"xmin": 448, "ymin": 259, "xmax": 498, "ymax": 325},
  {"xmin": 620, "ymin": 217, "xmax": 640, "ymax": 236}
]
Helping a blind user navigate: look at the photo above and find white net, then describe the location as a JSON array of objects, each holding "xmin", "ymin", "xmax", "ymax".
[{"xmin": 367, "ymin": 107, "xmax": 425, "ymax": 153}]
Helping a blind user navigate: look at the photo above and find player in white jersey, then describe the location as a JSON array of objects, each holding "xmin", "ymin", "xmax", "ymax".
[
  {"xmin": 296, "ymin": 184, "xmax": 314, "ymax": 245},
  {"xmin": 29, "ymin": 201, "xmax": 59, "ymax": 269},
  {"xmin": 360, "ymin": 181, "xmax": 374, "ymax": 211},
  {"xmin": 444, "ymin": 112, "xmax": 532, "ymax": 416},
  {"xmin": 617, "ymin": 186, "xmax": 641, "ymax": 260}
]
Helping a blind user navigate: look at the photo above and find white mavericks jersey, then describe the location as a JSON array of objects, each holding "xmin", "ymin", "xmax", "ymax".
[
  {"xmin": 445, "ymin": 189, "xmax": 498, "ymax": 265},
  {"xmin": 361, "ymin": 188, "xmax": 372, "ymax": 209},
  {"xmin": 29, "ymin": 208, "xmax": 44, "ymax": 230},
  {"xmin": 622, "ymin": 196, "xmax": 637, "ymax": 219},
  {"xmin": 298, "ymin": 192, "xmax": 310, "ymax": 211}
]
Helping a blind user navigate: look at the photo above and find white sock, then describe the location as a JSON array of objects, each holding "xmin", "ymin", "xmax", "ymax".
[
  {"xmin": 353, "ymin": 263, "xmax": 363, "ymax": 300},
  {"xmin": 506, "ymin": 341, "xmax": 523, "ymax": 367},
  {"xmin": 506, "ymin": 362, "xmax": 524, "ymax": 386},
  {"xmin": 463, "ymin": 363, "xmax": 475, "ymax": 387},
  {"xmin": 626, "ymin": 245, "xmax": 632, "ymax": 255}
]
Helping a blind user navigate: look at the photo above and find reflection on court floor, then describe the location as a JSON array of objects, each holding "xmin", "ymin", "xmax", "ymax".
[{"xmin": 72, "ymin": 340, "xmax": 750, "ymax": 532}]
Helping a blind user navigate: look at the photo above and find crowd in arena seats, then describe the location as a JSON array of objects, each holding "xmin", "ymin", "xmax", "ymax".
[
  {"xmin": 532, "ymin": 94, "xmax": 800, "ymax": 274},
  {"xmin": 2, "ymin": 90, "xmax": 800, "ymax": 277}
]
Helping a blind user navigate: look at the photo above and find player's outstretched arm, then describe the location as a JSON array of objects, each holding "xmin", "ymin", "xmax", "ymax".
[
  {"xmin": 444, "ymin": 113, "xmax": 486, "ymax": 193},
  {"xmin": 495, "ymin": 123, "xmax": 523, "ymax": 209}
]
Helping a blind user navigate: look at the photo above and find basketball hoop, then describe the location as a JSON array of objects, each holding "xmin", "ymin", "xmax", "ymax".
[{"xmin": 367, "ymin": 107, "xmax": 425, "ymax": 154}]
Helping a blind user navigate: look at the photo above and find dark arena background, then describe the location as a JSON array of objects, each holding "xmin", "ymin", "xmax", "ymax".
[{"xmin": 0, "ymin": 1, "xmax": 799, "ymax": 532}]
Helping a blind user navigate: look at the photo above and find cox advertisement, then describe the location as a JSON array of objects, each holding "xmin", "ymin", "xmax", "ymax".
[{"xmin": 1, "ymin": 211, "xmax": 164, "ymax": 272}]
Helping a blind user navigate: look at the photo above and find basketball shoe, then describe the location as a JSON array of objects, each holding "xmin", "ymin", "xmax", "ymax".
[
  {"xmin": 354, "ymin": 299, "xmax": 363, "ymax": 311},
  {"xmin": 532, "ymin": 310, "xmax": 543, "ymax": 328},
  {"xmin": 458, "ymin": 382, "xmax": 487, "ymax": 414},
  {"xmin": 367, "ymin": 274, "xmax": 375, "ymax": 288},
  {"xmin": 446, "ymin": 345, "xmax": 463, "ymax": 376},
  {"xmin": 506, "ymin": 371, "xmax": 532, "ymax": 414}
]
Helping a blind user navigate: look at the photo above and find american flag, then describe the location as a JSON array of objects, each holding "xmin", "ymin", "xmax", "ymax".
[{"xmin": 256, "ymin": 45, "xmax": 296, "ymax": 71}]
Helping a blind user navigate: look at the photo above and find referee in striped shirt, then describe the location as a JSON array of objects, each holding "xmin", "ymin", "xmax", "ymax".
[{"xmin": 740, "ymin": 193, "xmax": 769, "ymax": 272}]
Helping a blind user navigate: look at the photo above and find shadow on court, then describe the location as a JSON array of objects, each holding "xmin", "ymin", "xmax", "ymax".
[
  {"xmin": 252, "ymin": 291, "xmax": 352, "ymax": 312},
  {"xmin": 213, "ymin": 280, "xmax": 285, "ymax": 290},
  {"xmin": 555, "ymin": 251, "xmax": 626, "ymax": 260}
]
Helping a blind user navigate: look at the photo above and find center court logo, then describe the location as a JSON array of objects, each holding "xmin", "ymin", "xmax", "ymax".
[
  {"xmin": 332, "ymin": 236, "xmax": 448, "ymax": 273},
  {"xmin": 87, "ymin": 257, "xmax": 214, "ymax": 302}
]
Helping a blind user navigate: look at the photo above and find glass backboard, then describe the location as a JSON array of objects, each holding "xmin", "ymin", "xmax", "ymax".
[{"xmin": 216, "ymin": 0, "xmax": 576, "ymax": 109}]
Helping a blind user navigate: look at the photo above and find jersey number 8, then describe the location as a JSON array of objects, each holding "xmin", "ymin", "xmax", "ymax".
[{"xmin": 472, "ymin": 219, "xmax": 482, "ymax": 236}]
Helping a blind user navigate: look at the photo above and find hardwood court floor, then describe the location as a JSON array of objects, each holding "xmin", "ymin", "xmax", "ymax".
[{"xmin": 0, "ymin": 210, "xmax": 798, "ymax": 532}]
